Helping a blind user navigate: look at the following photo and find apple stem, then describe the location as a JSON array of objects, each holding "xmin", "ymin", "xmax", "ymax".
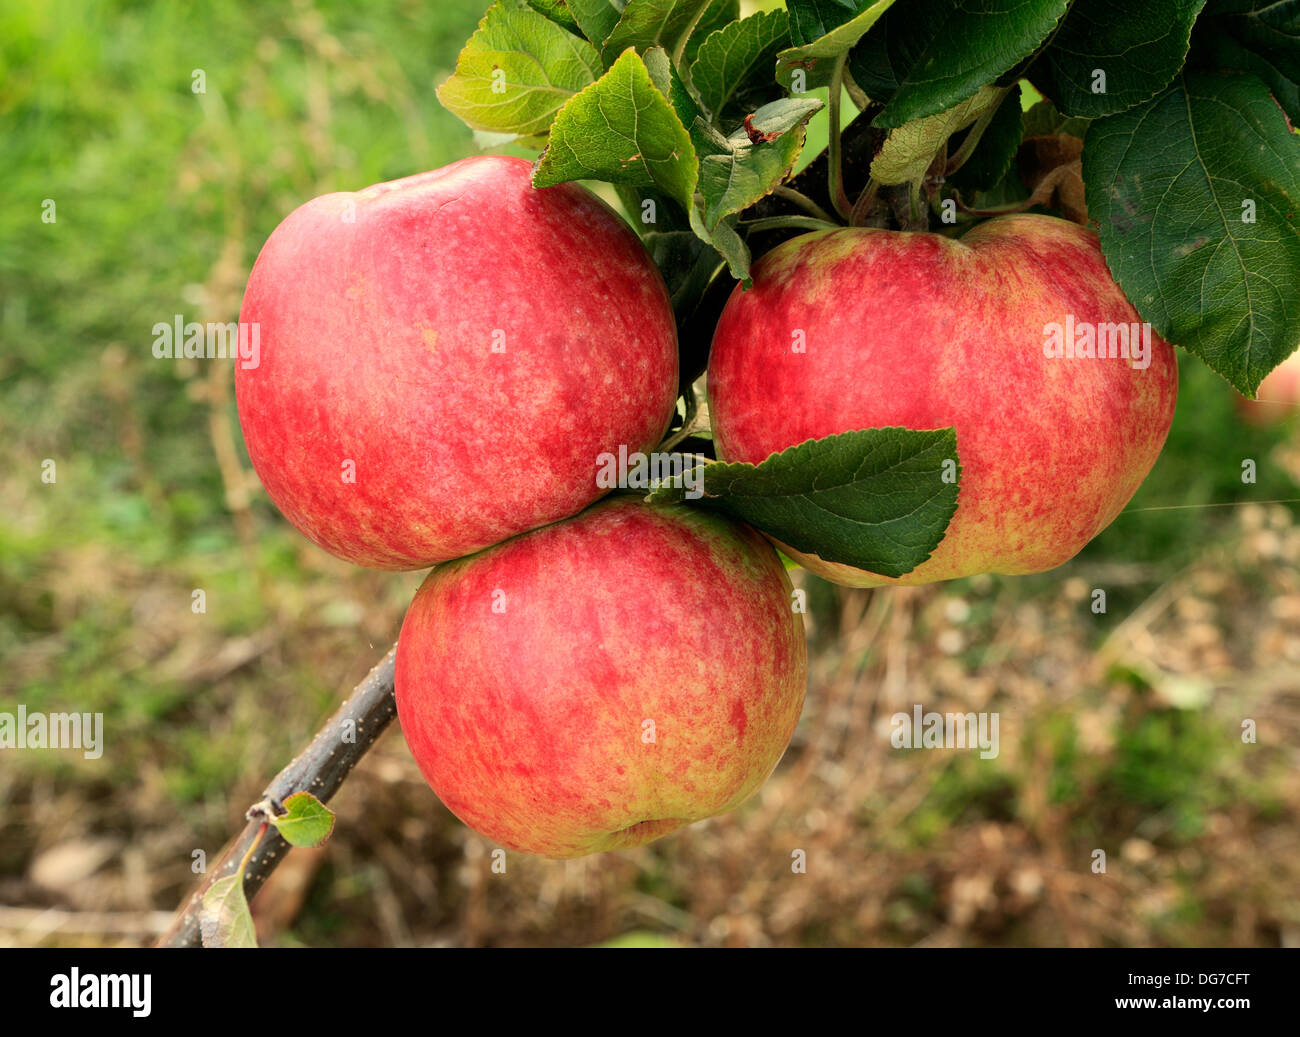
[
  {"xmin": 772, "ymin": 186, "xmax": 837, "ymax": 224},
  {"xmin": 848, "ymin": 177, "xmax": 880, "ymax": 226},
  {"xmin": 952, "ymin": 191, "xmax": 1037, "ymax": 217},
  {"xmin": 843, "ymin": 72, "xmax": 871, "ymax": 114},
  {"xmin": 827, "ymin": 53, "xmax": 854, "ymax": 222},
  {"xmin": 738, "ymin": 215, "xmax": 842, "ymax": 233},
  {"xmin": 236, "ymin": 821, "xmax": 268, "ymax": 877},
  {"xmin": 907, "ymin": 183, "xmax": 926, "ymax": 229},
  {"xmin": 658, "ymin": 382, "xmax": 704, "ymax": 452}
]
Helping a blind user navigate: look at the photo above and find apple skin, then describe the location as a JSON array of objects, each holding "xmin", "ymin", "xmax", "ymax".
[
  {"xmin": 394, "ymin": 497, "xmax": 808, "ymax": 859},
  {"xmin": 236, "ymin": 155, "xmax": 678, "ymax": 569},
  {"xmin": 707, "ymin": 214, "xmax": 1179, "ymax": 587},
  {"xmin": 1236, "ymin": 348, "xmax": 1300, "ymax": 425}
]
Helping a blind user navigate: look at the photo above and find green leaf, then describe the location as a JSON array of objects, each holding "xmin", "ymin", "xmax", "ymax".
[
  {"xmin": 643, "ymin": 44, "xmax": 703, "ymax": 129},
  {"xmin": 787, "ymin": 0, "xmax": 880, "ymax": 46},
  {"xmin": 1031, "ymin": 0, "xmax": 1207, "ymax": 118},
  {"xmin": 692, "ymin": 8, "xmax": 793, "ymax": 123},
  {"xmin": 471, "ymin": 128, "xmax": 550, "ymax": 150},
  {"xmin": 566, "ymin": 0, "xmax": 626, "ymax": 46},
  {"xmin": 270, "ymin": 792, "xmax": 336, "ymax": 849},
  {"xmin": 871, "ymin": 85, "xmax": 1003, "ymax": 186},
  {"xmin": 199, "ymin": 873, "xmax": 257, "ymax": 949},
  {"xmin": 1021, "ymin": 97, "xmax": 1091, "ymax": 139},
  {"xmin": 949, "ymin": 82, "xmax": 1024, "ymax": 192},
  {"xmin": 1083, "ymin": 71, "xmax": 1300, "ymax": 395},
  {"xmin": 736, "ymin": 97, "xmax": 826, "ymax": 139},
  {"xmin": 849, "ymin": 0, "xmax": 1071, "ymax": 128},
  {"xmin": 436, "ymin": 1, "xmax": 603, "ymax": 137},
  {"xmin": 645, "ymin": 229, "xmax": 724, "ymax": 311},
  {"xmin": 689, "ymin": 113, "xmax": 732, "ymax": 158},
  {"xmin": 968, "ymin": 165, "xmax": 1031, "ymax": 209},
  {"xmin": 525, "ymin": 0, "xmax": 581, "ymax": 33},
  {"xmin": 533, "ymin": 48, "xmax": 698, "ymax": 212},
  {"xmin": 685, "ymin": 0, "xmax": 740, "ymax": 65},
  {"xmin": 601, "ymin": 0, "xmax": 737, "ymax": 67},
  {"xmin": 1189, "ymin": 0, "xmax": 1300, "ymax": 123},
  {"xmin": 652, "ymin": 428, "xmax": 961, "ymax": 578},
  {"xmin": 595, "ymin": 929, "xmax": 683, "ymax": 948},
  {"xmin": 615, "ymin": 183, "xmax": 691, "ymax": 230},
  {"xmin": 698, "ymin": 98, "xmax": 824, "ymax": 227},
  {"xmin": 643, "ymin": 229, "xmax": 729, "ymax": 378},
  {"xmin": 776, "ymin": 0, "xmax": 896, "ymax": 92},
  {"xmin": 689, "ymin": 205, "xmax": 751, "ymax": 282}
]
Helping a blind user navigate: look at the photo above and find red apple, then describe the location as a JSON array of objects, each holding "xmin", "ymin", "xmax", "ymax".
[
  {"xmin": 236, "ymin": 155, "xmax": 678, "ymax": 569},
  {"xmin": 707, "ymin": 214, "xmax": 1178, "ymax": 586},
  {"xmin": 394, "ymin": 497, "xmax": 808, "ymax": 858},
  {"xmin": 1235, "ymin": 347, "xmax": 1300, "ymax": 425}
]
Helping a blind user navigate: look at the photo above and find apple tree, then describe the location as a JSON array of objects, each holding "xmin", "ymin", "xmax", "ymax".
[{"xmin": 163, "ymin": 0, "xmax": 1299, "ymax": 945}]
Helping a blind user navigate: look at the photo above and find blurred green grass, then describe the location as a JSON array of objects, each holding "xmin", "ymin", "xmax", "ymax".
[{"xmin": 1, "ymin": 0, "xmax": 486, "ymax": 783}]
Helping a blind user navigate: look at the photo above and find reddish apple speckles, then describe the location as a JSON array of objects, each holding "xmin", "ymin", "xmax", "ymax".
[
  {"xmin": 394, "ymin": 497, "xmax": 808, "ymax": 859},
  {"xmin": 708, "ymin": 214, "xmax": 1179, "ymax": 587},
  {"xmin": 236, "ymin": 155, "xmax": 678, "ymax": 569}
]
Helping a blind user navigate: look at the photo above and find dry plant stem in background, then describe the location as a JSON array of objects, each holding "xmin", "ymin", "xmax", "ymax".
[{"xmin": 157, "ymin": 646, "xmax": 398, "ymax": 948}]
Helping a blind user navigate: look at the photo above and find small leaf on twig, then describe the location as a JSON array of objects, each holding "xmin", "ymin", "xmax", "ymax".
[
  {"xmin": 270, "ymin": 792, "xmax": 337, "ymax": 849},
  {"xmin": 200, "ymin": 873, "xmax": 257, "ymax": 949}
]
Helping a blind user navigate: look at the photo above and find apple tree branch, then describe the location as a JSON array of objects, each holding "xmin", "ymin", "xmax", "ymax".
[{"xmin": 156, "ymin": 645, "xmax": 398, "ymax": 948}]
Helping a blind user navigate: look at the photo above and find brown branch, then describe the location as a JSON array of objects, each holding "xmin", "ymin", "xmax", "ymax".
[{"xmin": 156, "ymin": 645, "xmax": 399, "ymax": 947}]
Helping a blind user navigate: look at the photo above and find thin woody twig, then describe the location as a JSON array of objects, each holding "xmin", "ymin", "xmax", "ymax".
[{"xmin": 156, "ymin": 645, "xmax": 399, "ymax": 948}]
